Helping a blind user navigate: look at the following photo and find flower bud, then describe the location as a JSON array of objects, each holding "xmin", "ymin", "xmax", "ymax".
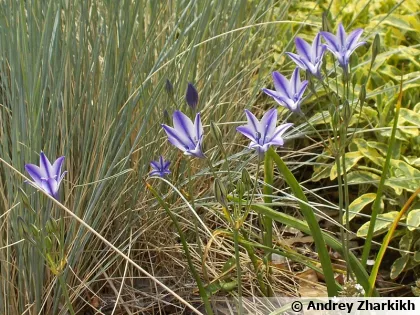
[
  {"xmin": 322, "ymin": 12, "xmax": 331, "ymax": 32},
  {"xmin": 46, "ymin": 218, "xmax": 59, "ymax": 235},
  {"xmin": 163, "ymin": 109, "xmax": 171, "ymax": 125},
  {"xmin": 371, "ymin": 34, "xmax": 380, "ymax": 66},
  {"xmin": 165, "ymin": 79, "xmax": 174, "ymax": 96},
  {"xmin": 342, "ymin": 100, "xmax": 351, "ymax": 125},
  {"xmin": 45, "ymin": 236, "xmax": 53, "ymax": 252},
  {"xmin": 332, "ymin": 107, "xmax": 340, "ymax": 127},
  {"xmin": 185, "ymin": 83, "xmax": 199, "ymax": 110},
  {"xmin": 359, "ymin": 84, "xmax": 366, "ymax": 108},
  {"xmin": 210, "ymin": 121, "xmax": 223, "ymax": 148},
  {"xmin": 236, "ymin": 179, "xmax": 245, "ymax": 199},
  {"xmin": 241, "ymin": 168, "xmax": 252, "ymax": 190},
  {"xmin": 214, "ymin": 178, "xmax": 228, "ymax": 208}
]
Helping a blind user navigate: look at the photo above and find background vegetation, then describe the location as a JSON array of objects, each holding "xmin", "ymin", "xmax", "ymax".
[{"xmin": 0, "ymin": 0, "xmax": 419, "ymax": 313}]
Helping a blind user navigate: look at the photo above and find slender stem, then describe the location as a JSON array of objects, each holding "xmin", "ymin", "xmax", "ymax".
[
  {"xmin": 240, "ymin": 231, "xmax": 268, "ymax": 295},
  {"xmin": 342, "ymin": 74, "xmax": 352, "ymax": 280},
  {"xmin": 232, "ymin": 225, "xmax": 243, "ymax": 314},
  {"xmin": 240, "ymin": 157, "xmax": 261, "ymax": 224},
  {"xmin": 58, "ymin": 273, "xmax": 75, "ymax": 315},
  {"xmin": 187, "ymin": 159, "xmax": 203, "ymax": 256},
  {"xmin": 263, "ymin": 152, "xmax": 274, "ymax": 296}
]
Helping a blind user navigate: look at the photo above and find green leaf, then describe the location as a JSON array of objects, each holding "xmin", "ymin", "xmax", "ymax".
[
  {"xmin": 222, "ymin": 257, "xmax": 236, "ymax": 274},
  {"xmin": 357, "ymin": 211, "xmax": 399, "ymax": 237},
  {"xmin": 406, "ymin": 209, "xmax": 420, "ymax": 231},
  {"xmin": 390, "ymin": 254, "xmax": 409, "ymax": 279},
  {"xmin": 352, "ymin": 138, "xmax": 385, "ymax": 167},
  {"xmin": 399, "ymin": 232, "xmax": 413, "ymax": 251},
  {"xmin": 345, "ymin": 193, "xmax": 377, "ymax": 223},
  {"xmin": 414, "ymin": 252, "xmax": 420, "ymax": 263},
  {"xmin": 330, "ymin": 151, "xmax": 364, "ymax": 180},
  {"xmin": 386, "ymin": 159, "xmax": 420, "ymax": 193}
]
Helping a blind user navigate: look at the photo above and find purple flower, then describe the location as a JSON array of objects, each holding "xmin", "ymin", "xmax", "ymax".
[
  {"xmin": 286, "ymin": 33, "xmax": 326, "ymax": 78},
  {"xmin": 162, "ymin": 110, "xmax": 205, "ymax": 158},
  {"xmin": 262, "ymin": 68, "xmax": 308, "ymax": 113},
  {"xmin": 320, "ymin": 23, "xmax": 366, "ymax": 70},
  {"xmin": 185, "ymin": 83, "xmax": 199, "ymax": 110},
  {"xmin": 236, "ymin": 108, "xmax": 293, "ymax": 156},
  {"xmin": 150, "ymin": 156, "xmax": 171, "ymax": 177},
  {"xmin": 25, "ymin": 151, "xmax": 66, "ymax": 199}
]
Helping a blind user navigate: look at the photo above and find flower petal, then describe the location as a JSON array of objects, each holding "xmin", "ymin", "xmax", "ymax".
[
  {"xmin": 347, "ymin": 41, "xmax": 366, "ymax": 57},
  {"xmin": 290, "ymin": 68, "xmax": 301, "ymax": 96},
  {"xmin": 262, "ymin": 88, "xmax": 296, "ymax": 111},
  {"xmin": 260, "ymin": 108, "xmax": 277, "ymax": 139},
  {"xmin": 312, "ymin": 33, "xmax": 324, "ymax": 62},
  {"xmin": 162, "ymin": 124, "xmax": 190, "ymax": 152},
  {"xmin": 25, "ymin": 164, "xmax": 45, "ymax": 186},
  {"xmin": 271, "ymin": 123, "xmax": 293, "ymax": 140},
  {"xmin": 40, "ymin": 152, "xmax": 54, "ymax": 178},
  {"xmin": 244, "ymin": 109, "xmax": 261, "ymax": 134},
  {"xmin": 296, "ymin": 80, "xmax": 308, "ymax": 102},
  {"xmin": 286, "ymin": 52, "xmax": 308, "ymax": 70},
  {"xmin": 295, "ymin": 37, "xmax": 312, "ymax": 62},
  {"xmin": 51, "ymin": 156, "xmax": 65, "ymax": 179},
  {"xmin": 186, "ymin": 142, "xmax": 205, "ymax": 158},
  {"xmin": 41, "ymin": 178, "xmax": 59, "ymax": 199},
  {"xmin": 173, "ymin": 111, "xmax": 195, "ymax": 147},
  {"xmin": 346, "ymin": 28, "xmax": 364, "ymax": 50},
  {"xmin": 163, "ymin": 160, "xmax": 171, "ymax": 170},
  {"xmin": 320, "ymin": 31, "xmax": 340, "ymax": 52},
  {"xmin": 337, "ymin": 23, "xmax": 347, "ymax": 47},
  {"xmin": 194, "ymin": 113, "xmax": 203, "ymax": 142},
  {"xmin": 237, "ymin": 125, "xmax": 258, "ymax": 142},
  {"xmin": 272, "ymin": 71, "xmax": 291, "ymax": 98},
  {"xmin": 150, "ymin": 160, "xmax": 160, "ymax": 170}
]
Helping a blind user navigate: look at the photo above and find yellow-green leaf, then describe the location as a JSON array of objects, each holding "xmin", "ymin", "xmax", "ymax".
[
  {"xmin": 330, "ymin": 151, "xmax": 364, "ymax": 180},
  {"xmin": 345, "ymin": 193, "xmax": 377, "ymax": 224},
  {"xmin": 352, "ymin": 138, "xmax": 385, "ymax": 167},
  {"xmin": 390, "ymin": 254, "xmax": 409, "ymax": 280},
  {"xmin": 357, "ymin": 211, "xmax": 399, "ymax": 237},
  {"xmin": 407, "ymin": 209, "xmax": 420, "ymax": 232}
]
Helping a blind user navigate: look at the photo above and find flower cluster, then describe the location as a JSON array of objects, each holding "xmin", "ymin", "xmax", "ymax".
[
  {"xmin": 24, "ymin": 23, "xmax": 365, "ymax": 196},
  {"xmin": 148, "ymin": 23, "xmax": 365, "ymax": 176},
  {"xmin": 263, "ymin": 23, "xmax": 365, "ymax": 111}
]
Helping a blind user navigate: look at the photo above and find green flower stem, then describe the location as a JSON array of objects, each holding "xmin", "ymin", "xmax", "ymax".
[
  {"xmin": 266, "ymin": 148, "xmax": 338, "ymax": 296},
  {"xmin": 187, "ymin": 159, "xmax": 203, "ymax": 256},
  {"xmin": 240, "ymin": 231, "xmax": 268, "ymax": 296},
  {"xmin": 233, "ymin": 225, "xmax": 243, "ymax": 314},
  {"xmin": 361, "ymin": 79, "xmax": 403, "ymax": 268},
  {"xmin": 57, "ymin": 273, "xmax": 75, "ymax": 315},
  {"xmin": 147, "ymin": 184, "xmax": 214, "ymax": 315},
  {"xmin": 263, "ymin": 152, "xmax": 274, "ymax": 296}
]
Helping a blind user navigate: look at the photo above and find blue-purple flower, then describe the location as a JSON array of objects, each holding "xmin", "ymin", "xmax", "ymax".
[
  {"xmin": 149, "ymin": 156, "xmax": 171, "ymax": 177},
  {"xmin": 320, "ymin": 23, "xmax": 366, "ymax": 70},
  {"xmin": 25, "ymin": 151, "xmax": 66, "ymax": 199},
  {"xmin": 286, "ymin": 33, "xmax": 326, "ymax": 78},
  {"xmin": 162, "ymin": 110, "xmax": 205, "ymax": 158},
  {"xmin": 262, "ymin": 68, "xmax": 308, "ymax": 113},
  {"xmin": 236, "ymin": 108, "xmax": 293, "ymax": 156},
  {"xmin": 185, "ymin": 83, "xmax": 199, "ymax": 110}
]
